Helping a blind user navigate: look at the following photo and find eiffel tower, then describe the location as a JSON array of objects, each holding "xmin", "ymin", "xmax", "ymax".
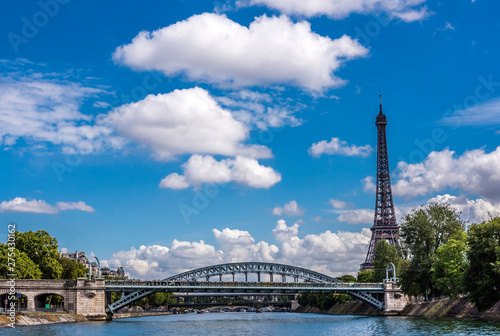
[{"xmin": 360, "ymin": 96, "xmax": 400, "ymax": 270}]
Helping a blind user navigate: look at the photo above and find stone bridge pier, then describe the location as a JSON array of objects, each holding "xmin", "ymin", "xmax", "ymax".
[
  {"xmin": 383, "ymin": 281, "xmax": 407, "ymax": 314},
  {"xmin": 0, "ymin": 278, "xmax": 107, "ymax": 320}
]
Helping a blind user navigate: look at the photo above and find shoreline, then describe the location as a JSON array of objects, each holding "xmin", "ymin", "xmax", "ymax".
[
  {"xmin": 293, "ymin": 297, "xmax": 500, "ymax": 322},
  {"xmin": 0, "ymin": 311, "xmax": 173, "ymax": 328},
  {"xmin": 113, "ymin": 311, "xmax": 173, "ymax": 319},
  {"xmin": 3, "ymin": 298, "xmax": 500, "ymax": 328}
]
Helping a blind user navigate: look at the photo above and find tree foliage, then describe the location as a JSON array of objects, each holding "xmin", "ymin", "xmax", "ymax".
[
  {"xmin": 399, "ymin": 203, "xmax": 465, "ymax": 298},
  {"xmin": 111, "ymin": 292, "xmax": 122, "ymax": 303},
  {"xmin": 60, "ymin": 258, "xmax": 87, "ymax": 279},
  {"xmin": 335, "ymin": 274, "xmax": 357, "ymax": 283},
  {"xmin": 148, "ymin": 292, "xmax": 170, "ymax": 307},
  {"xmin": 432, "ymin": 229, "xmax": 468, "ymax": 297},
  {"xmin": 464, "ymin": 217, "xmax": 500, "ymax": 311},
  {"xmin": 372, "ymin": 240, "xmax": 406, "ymax": 282},
  {"xmin": 15, "ymin": 230, "xmax": 63, "ymax": 279},
  {"xmin": 297, "ymin": 293, "xmax": 352, "ymax": 310},
  {"xmin": 0, "ymin": 245, "xmax": 42, "ymax": 279},
  {"xmin": 356, "ymin": 269, "xmax": 376, "ymax": 283}
]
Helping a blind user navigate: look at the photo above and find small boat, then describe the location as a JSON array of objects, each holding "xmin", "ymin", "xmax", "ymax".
[
  {"xmin": 197, "ymin": 310, "xmax": 203, "ymax": 314},
  {"xmin": 256, "ymin": 309, "xmax": 262, "ymax": 313}
]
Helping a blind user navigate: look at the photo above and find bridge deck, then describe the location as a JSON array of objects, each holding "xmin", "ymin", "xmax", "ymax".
[{"xmin": 105, "ymin": 281, "xmax": 385, "ymax": 293}]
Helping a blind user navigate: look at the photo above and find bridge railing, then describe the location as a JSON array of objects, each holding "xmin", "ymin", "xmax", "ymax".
[{"xmin": 105, "ymin": 280, "xmax": 384, "ymax": 289}]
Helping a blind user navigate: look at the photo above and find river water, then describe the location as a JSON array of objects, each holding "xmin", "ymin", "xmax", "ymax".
[{"xmin": 2, "ymin": 312, "xmax": 500, "ymax": 335}]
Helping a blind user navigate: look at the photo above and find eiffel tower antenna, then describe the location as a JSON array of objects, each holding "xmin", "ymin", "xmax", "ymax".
[{"xmin": 361, "ymin": 96, "xmax": 400, "ymax": 270}]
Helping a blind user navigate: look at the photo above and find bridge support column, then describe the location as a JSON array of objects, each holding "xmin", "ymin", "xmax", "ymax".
[
  {"xmin": 383, "ymin": 281, "xmax": 407, "ymax": 315},
  {"xmin": 25, "ymin": 292, "xmax": 35, "ymax": 311},
  {"xmin": 282, "ymin": 275, "xmax": 286, "ymax": 282},
  {"xmin": 219, "ymin": 274, "xmax": 222, "ymax": 281},
  {"xmin": 105, "ymin": 291, "xmax": 112, "ymax": 307},
  {"xmin": 206, "ymin": 276, "xmax": 210, "ymax": 281},
  {"xmin": 244, "ymin": 272, "xmax": 248, "ymax": 282},
  {"xmin": 270, "ymin": 273, "xmax": 273, "ymax": 282},
  {"xmin": 232, "ymin": 273, "xmax": 235, "ymax": 282},
  {"xmin": 257, "ymin": 272, "xmax": 261, "ymax": 282}
]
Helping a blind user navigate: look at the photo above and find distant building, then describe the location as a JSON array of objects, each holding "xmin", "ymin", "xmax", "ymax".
[
  {"xmin": 60, "ymin": 250, "xmax": 127, "ymax": 279},
  {"xmin": 60, "ymin": 250, "xmax": 89, "ymax": 267},
  {"xmin": 101, "ymin": 266, "xmax": 128, "ymax": 280}
]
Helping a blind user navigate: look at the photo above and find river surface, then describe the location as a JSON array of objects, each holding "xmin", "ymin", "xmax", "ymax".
[{"xmin": 2, "ymin": 312, "xmax": 500, "ymax": 335}]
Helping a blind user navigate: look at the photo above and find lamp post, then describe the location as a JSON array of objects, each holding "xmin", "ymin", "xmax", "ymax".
[{"xmin": 89, "ymin": 256, "xmax": 101, "ymax": 280}]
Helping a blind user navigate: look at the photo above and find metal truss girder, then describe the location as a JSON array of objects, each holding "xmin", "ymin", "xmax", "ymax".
[
  {"xmin": 160, "ymin": 262, "xmax": 343, "ymax": 284},
  {"xmin": 347, "ymin": 290, "xmax": 384, "ymax": 310},
  {"xmin": 106, "ymin": 262, "xmax": 389, "ymax": 313},
  {"xmin": 106, "ymin": 288, "xmax": 156, "ymax": 313}
]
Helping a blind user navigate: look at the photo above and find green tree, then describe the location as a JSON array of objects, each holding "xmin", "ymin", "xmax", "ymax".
[
  {"xmin": 357, "ymin": 269, "xmax": 376, "ymax": 283},
  {"xmin": 335, "ymin": 274, "xmax": 357, "ymax": 283},
  {"xmin": 432, "ymin": 229, "xmax": 468, "ymax": 297},
  {"xmin": 15, "ymin": 230, "xmax": 63, "ymax": 279},
  {"xmin": 148, "ymin": 292, "xmax": 170, "ymax": 307},
  {"xmin": 399, "ymin": 203, "xmax": 465, "ymax": 298},
  {"xmin": 464, "ymin": 217, "xmax": 500, "ymax": 311},
  {"xmin": 60, "ymin": 258, "xmax": 87, "ymax": 279},
  {"xmin": 134, "ymin": 297, "xmax": 149, "ymax": 307},
  {"xmin": 372, "ymin": 240, "xmax": 405, "ymax": 282},
  {"xmin": 0, "ymin": 245, "xmax": 42, "ymax": 279},
  {"xmin": 111, "ymin": 292, "xmax": 122, "ymax": 303}
]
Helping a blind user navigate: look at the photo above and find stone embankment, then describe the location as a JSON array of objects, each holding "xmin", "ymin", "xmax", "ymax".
[
  {"xmin": 113, "ymin": 311, "xmax": 172, "ymax": 319},
  {"xmin": 294, "ymin": 302, "xmax": 377, "ymax": 316},
  {"xmin": 401, "ymin": 297, "xmax": 500, "ymax": 321},
  {"xmin": 294, "ymin": 297, "xmax": 500, "ymax": 321},
  {"xmin": 0, "ymin": 310, "xmax": 173, "ymax": 327},
  {"xmin": 0, "ymin": 312, "xmax": 88, "ymax": 327}
]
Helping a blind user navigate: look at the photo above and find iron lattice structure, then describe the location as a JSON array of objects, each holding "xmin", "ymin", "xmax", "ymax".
[
  {"xmin": 361, "ymin": 98, "xmax": 400, "ymax": 270},
  {"xmin": 106, "ymin": 262, "xmax": 386, "ymax": 313}
]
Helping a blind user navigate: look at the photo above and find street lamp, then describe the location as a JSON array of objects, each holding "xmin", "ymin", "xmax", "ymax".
[{"xmin": 89, "ymin": 256, "xmax": 101, "ymax": 280}]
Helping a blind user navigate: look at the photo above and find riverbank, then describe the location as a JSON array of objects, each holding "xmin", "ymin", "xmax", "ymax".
[
  {"xmin": 402, "ymin": 297, "xmax": 500, "ymax": 321},
  {"xmin": 113, "ymin": 311, "xmax": 172, "ymax": 319},
  {"xmin": 294, "ymin": 302, "xmax": 377, "ymax": 316},
  {"xmin": 0, "ymin": 310, "xmax": 174, "ymax": 328},
  {"xmin": 0, "ymin": 312, "xmax": 88, "ymax": 327},
  {"xmin": 294, "ymin": 297, "xmax": 500, "ymax": 321}
]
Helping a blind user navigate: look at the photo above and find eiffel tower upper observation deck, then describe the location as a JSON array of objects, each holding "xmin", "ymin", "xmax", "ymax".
[{"xmin": 360, "ymin": 96, "xmax": 400, "ymax": 270}]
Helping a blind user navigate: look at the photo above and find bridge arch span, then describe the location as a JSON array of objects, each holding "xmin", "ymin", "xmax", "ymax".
[
  {"xmin": 162, "ymin": 262, "xmax": 344, "ymax": 283},
  {"xmin": 34, "ymin": 292, "xmax": 66, "ymax": 309},
  {"xmin": 107, "ymin": 262, "xmax": 352, "ymax": 313}
]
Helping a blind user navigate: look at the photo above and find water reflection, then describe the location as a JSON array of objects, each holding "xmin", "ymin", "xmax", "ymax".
[{"xmin": 1, "ymin": 313, "xmax": 499, "ymax": 336}]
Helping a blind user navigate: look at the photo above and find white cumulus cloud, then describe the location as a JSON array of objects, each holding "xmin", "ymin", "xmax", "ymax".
[
  {"xmin": 309, "ymin": 137, "xmax": 373, "ymax": 158},
  {"xmin": 337, "ymin": 209, "xmax": 374, "ymax": 224},
  {"xmin": 0, "ymin": 197, "xmax": 95, "ymax": 214},
  {"xmin": 104, "ymin": 87, "xmax": 270, "ymax": 161},
  {"xmin": 0, "ymin": 72, "xmax": 120, "ymax": 154},
  {"xmin": 362, "ymin": 176, "xmax": 376, "ymax": 193},
  {"xmin": 113, "ymin": 13, "xmax": 368, "ymax": 92},
  {"xmin": 272, "ymin": 200, "xmax": 304, "ymax": 216},
  {"xmin": 272, "ymin": 219, "xmax": 300, "ymax": 243},
  {"xmin": 105, "ymin": 220, "xmax": 373, "ymax": 279},
  {"xmin": 440, "ymin": 96, "xmax": 500, "ymax": 127},
  {"xmin": 392, "ymin": 6, "xmax": 432, "ymax": 22},
  {"xmin": 329, "ymin": 199, "xmax": 350, "ymax": 210},
  {"xmin": 159, "ymin": 154, "xmax": 281, "ymax": 189},
  {"xmin": 217, "ymin": 89, "xmax": 303, "ymax": 130},
  {"xmin": 55, "ymin": 201, "xmax": 95, "ymax": 213},
  {"xmin": 244, "ymin": 0, "xmax": 431, "ymax": 21},
  {"xmin": 427, "ymin": 194, "xmax": 500, "ymax": 224},
  {"xmin": 392, "ymin": 147, "xmax": 500, "ymax": 201}
]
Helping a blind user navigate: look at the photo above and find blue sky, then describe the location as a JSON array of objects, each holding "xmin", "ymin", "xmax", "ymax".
[{"xmin": 1, "ymin": 0, "xmax": 499, "ymax": 279}]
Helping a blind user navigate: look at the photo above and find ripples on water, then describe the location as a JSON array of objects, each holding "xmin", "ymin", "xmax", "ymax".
[{"xmin": 2, "ymin": 313, "xmax": 500, "ymax": 336}]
